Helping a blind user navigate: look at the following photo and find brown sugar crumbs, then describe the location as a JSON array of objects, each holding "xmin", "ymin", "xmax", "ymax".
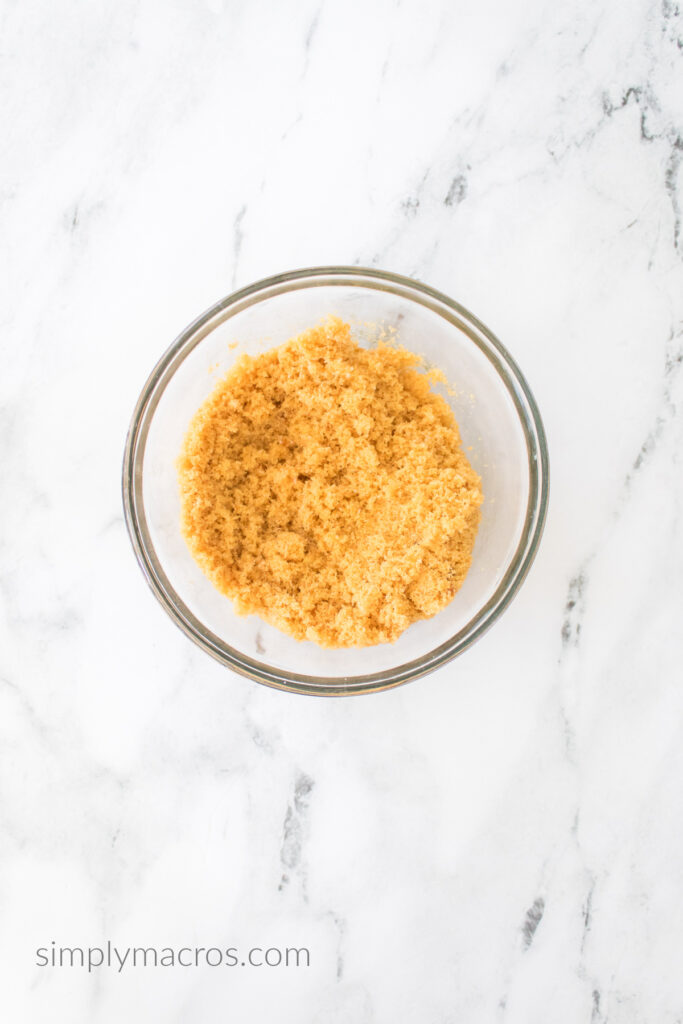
[{"xmin": 178, "ymin": 318, "xmax": 483, "ymax": 647}]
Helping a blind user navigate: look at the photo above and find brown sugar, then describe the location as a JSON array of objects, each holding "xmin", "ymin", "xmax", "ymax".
[{"xmin": 177, "ymin": 318, "xmax": 483, "ymax": 647}]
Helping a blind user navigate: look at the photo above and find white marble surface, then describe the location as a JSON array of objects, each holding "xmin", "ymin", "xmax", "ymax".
[{"xmin": 2, "ymin": 0, "xmax": 683, "ymax": 1020}]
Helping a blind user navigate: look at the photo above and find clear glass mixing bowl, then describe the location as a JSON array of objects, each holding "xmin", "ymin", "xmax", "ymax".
[{"xmin": 122, "ymin": 267, "xmax": 549, "ymax": 695}]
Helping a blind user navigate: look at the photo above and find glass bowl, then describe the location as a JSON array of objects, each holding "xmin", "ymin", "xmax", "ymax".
[{"xmin": 122, "ymin": 267, "xmax": 548, "ymax": 696}]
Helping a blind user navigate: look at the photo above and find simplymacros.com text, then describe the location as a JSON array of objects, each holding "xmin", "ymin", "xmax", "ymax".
[{"xmin": 35, "ymin": 942, "xmax": 311, "ymax": 972}]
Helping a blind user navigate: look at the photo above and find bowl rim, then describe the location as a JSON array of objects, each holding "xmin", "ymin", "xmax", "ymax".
[{"xmin": 122, "ymin": 265, "xmax": 549, "ymax": 696}]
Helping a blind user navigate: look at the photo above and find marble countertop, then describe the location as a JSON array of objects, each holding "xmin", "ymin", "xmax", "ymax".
[{"xmin": 2, "ymin": 0, "xmax": 682, "ymax": 1020}]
